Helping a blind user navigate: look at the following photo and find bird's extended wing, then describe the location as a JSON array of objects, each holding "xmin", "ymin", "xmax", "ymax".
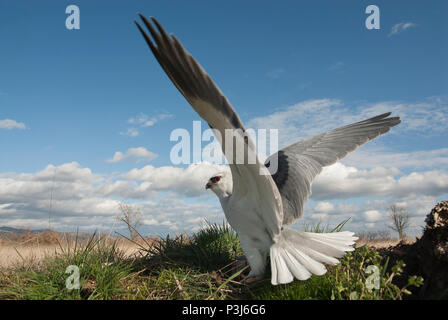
[
  {"xmin": 135, "ymin": 15, "xmax": 244, "ymax": 139},
  {"xmin": 265, "ymin": 112, "xmax": 401, "ymax": 225},
  {"xmin": 135, "ymin": 15, "xmax": 283, "ymax": 235}
]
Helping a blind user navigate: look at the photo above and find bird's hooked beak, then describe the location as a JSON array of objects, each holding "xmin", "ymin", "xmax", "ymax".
[{"xmin": 205, "ymin": 182, "xmax": 212, "ymax": 190}]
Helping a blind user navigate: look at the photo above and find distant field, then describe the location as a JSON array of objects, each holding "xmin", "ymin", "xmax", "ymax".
[
  {"xmin": 0, "ymin": 242, "xmax": 142, "ymax": 269},
  {"xmin": 0, "ymin": 230, "xmax": 148, "ymax": 269}
]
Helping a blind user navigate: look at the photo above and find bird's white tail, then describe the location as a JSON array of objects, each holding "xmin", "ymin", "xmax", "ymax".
[{"xmin": 270, "ymin": 228, "xmax": 358, "ymax": 285}]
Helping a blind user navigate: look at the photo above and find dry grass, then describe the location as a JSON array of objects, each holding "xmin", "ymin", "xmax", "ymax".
[
  {"xmin": 0, "ymin": 243, "xmax": 144, "ymax": 269},
  {"xmin": 0, "ymin": 230, "xmax": 61, "ymax": 246},
  {"xmin": 354, "ymin": 230, "xmax": 416, "ymax": 249},
  {"xmin": 355, "ymin": 237, "xmax": 416, "ymax": 249},
  {"xmin": 0, "ymin": 231, "xmax": 150, "ymax": 270},
  {"xmin": 356, "ymin": 238, "xmax": 399, "ymax": 249}
]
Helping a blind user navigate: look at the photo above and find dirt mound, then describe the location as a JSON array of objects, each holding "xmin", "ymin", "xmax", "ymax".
[{"xmin": 380, "ymin": 201, "xmax": 448, "ymax": 299}]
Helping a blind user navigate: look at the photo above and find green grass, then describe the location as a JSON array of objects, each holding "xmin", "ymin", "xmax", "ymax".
[
  {"xmin": 141, "ymin": 221, "xmax": 242, "ymax": 272},
  {"xmin": 302, "ymin": 217, "xmax": 351, "ymax": 233},
  {"xmin": 0, "ymin": 222, "xmax": 423, "ymax": 300}
]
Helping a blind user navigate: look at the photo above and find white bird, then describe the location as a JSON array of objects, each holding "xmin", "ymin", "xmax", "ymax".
[{"xmin": 135, "ymin": 15, "xmax": 401, "ymax": 285}]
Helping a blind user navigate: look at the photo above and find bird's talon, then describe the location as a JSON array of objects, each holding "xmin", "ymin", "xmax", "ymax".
[{"xmin": 242, "ymin": 275, "xmax": 262, "ymax": 284}]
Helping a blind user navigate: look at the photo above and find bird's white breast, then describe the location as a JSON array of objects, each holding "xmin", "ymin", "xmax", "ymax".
[{"xmin": 221, "ymin": 195, "xmax": 274, "ymax": 249}]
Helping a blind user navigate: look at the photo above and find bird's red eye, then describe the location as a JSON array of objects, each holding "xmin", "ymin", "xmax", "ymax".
[{"xmin": 212, "ymin": 176, "xmax": 221, "ymax": 183}]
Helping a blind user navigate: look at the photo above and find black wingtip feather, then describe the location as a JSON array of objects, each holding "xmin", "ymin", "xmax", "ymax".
[
  {"xmin": 138, "ymin": 14, "xmax": 161, "ymax": 45},
  {"xmin": 370, "ymin": 112, "xmax": 392, "ymax": 121},
  {"xmin": 135, "ymin": 20, "xmax": 158, "ymax": 54},
  {"xmin": 150, "ymin": 16, "xmax": 172, "ymax": 43}
]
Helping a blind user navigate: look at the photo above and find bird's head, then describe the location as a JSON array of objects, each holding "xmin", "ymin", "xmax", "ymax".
[{"xmin": 205, "ymin": 171, "xmax": 232, "ymax": 198}]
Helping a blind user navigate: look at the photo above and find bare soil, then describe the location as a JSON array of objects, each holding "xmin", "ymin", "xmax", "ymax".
[{"xmin": 378, "ymin": 201, "xmax": 448, "ymax": 299}]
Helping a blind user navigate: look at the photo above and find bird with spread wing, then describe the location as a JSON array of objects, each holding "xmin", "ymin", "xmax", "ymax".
[{"xmin": 135, "ymin": 15, "xmax": 401, "ymax": 285}]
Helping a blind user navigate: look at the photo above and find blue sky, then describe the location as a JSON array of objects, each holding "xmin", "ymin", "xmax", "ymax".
[{"xmin": 1, "ymin": 0, "xmax": 447, "ymax": 237}]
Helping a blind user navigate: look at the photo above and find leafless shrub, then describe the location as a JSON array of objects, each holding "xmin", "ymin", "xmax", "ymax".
[
  {"xmin": 388, "ymin": 204, "xmax": 410, "ymax": 240},
  {"xmin": 376, "ymin": 230, "xmax": 392, "ymax": 239},
  {"xmin": 116, "ymin": 202, "xmax": 143, "ymax": 240},
  {"xmin": 356, "ymin": 230, "xmax": 392, "ymax": 241}
]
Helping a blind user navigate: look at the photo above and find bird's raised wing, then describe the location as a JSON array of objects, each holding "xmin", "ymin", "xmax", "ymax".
[
  {"xmin": 135, "ymin": 15, "xmax": 244, "ymax": 139},
  {"xmin": 265, "ymin": 112, "xmax": 401, "ymax": 225},
  {"xmin": 135, "ymin": 15, "xmax": 283, "ymax": 236}
]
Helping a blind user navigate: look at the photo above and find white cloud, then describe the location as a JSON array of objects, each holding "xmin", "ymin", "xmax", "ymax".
[
  {"xmin": 123, "ymin": 113, "xmax": 172, "ymax": 137},
  {"xmin": 123, "ymin": 162, "xmax": 230, "ymax": 197},
  {"xmin": 0, "ymin": 162, "xmax": 100, "ymax": 202},
  {"xmin": 97, "ymin": 162, "xmax": 229, "ymax": 199},
  {"xmin": 107, "ymin": 147, "xmax": 158, "ymax": 163},
  {"xmin": 392, "ymin": 195, "xmax": 438, "ymax": 216},
  {"xmin": 247, "ymin": 97, "xmax": 448, "ymax": 149},
  {"xmin": 314, "ymin": 201, "xmax": 335, "ymax": 213},
  {"xmin": 312, "ymin": 162, "xmax": 448, "ymax": 200},
  {"xmin": 0, "ymin": 160, "xmax": 446, "ymax": 236},
  {"xmin": 121, "ymin": 128, "xmax": 139, "ymax": 137},
  {"xmin": 388, "ymin": 22, "xmax": 416, "ymax": 37},
  {"xmin": 248, "ymin": 99, "xmax": 345, "ymax": 147},
  {"xmin": 0, "ymin": 162, "xmax": 116, "ymax": 231},
  {"xmin": 364, "ymin": 210, "xmax": 382, "ymax": 222},
  {"xmin": 357, "ymin": 98, "xmax": 448, "ymax": 134},
  {"xmin": 341, "ymin": 148, "xmax": 448, "ymax": 170},
  {"xmin": 0, "ymin": 162, "xmax": 225, "ymax": 234},
  {"xmin": 128, "ymin": 113, "xmax": 172, "ymax": 127},
  {"xmin": 143, "ymin": 218, "xmax": 158, "ymax": 225},
  {"xmin": 0, "ymin": 119, "xmax": 26, "ymax": 130},
  {"xmin": 310, "ymin": 213, "xmax": 328, "ymax": 221}
]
